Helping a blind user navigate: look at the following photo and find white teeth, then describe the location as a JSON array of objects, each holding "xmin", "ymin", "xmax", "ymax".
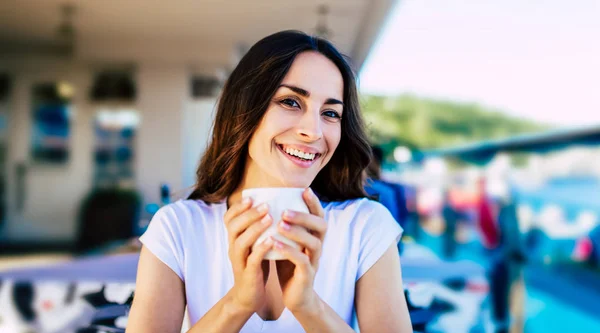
[{"xmin": 282, "ymin": 146, "xmax": 316, "ymax": 160}]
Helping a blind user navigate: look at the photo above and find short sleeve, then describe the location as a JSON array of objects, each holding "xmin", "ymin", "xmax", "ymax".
[
  {"xmin": 139, "ymin": 205, "xmax": 185, "ymax": 281},
  {"xmin": 356, "ymin": 201, "xmax": 403, "ymax": 279}
]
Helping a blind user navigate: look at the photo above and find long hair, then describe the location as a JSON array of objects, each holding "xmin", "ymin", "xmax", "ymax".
[{"xmin": 188, "ymin": 30, "xmax": 372, "ymax": 203}]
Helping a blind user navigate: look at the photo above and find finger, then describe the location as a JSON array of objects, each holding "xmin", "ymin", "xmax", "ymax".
[
  {"xmin": 273, "ymin": 240, "xmax": 313, "ymax": 277},
  {"xmin": 234, "ymin": 214, "xmax": 273, "ymax": 262},
  {"xmin": 303, "ymin": 188, "xmax": 324, "ymax": 218},
  {"xmin": 224, "ymin": 197, "xmax": 253, "ymax": 223},
  {"xmin": 227, "ymin": 203, "xmax": 269, "ymax": 242},
  {"xmin": 278, "ymin": 221, "xmax": 320, "ymax": 253},
  {"xmin": 278, "ymin": 222, "xmax": 322, "ymax": 267},
  {"xmin": 247, "ymin": 236, "xmax": 275, "ymax": 270},
  {"xmin": 282, "ymin": 210, "xmax": 327, "ymax": 238}
]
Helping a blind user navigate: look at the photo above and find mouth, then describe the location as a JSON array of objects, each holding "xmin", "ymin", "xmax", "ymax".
[{"xmin": 276, "ymin": 143, "xmax": 322, "ymax": 167}]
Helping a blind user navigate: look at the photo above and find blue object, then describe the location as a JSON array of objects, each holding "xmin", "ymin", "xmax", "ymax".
[
  {"xmin": 145, "ymin": 203, "xmax": 160, "ymax": 216},
  {"xmin": 381, "ymin": 181, "xmax": 410, "ymax": 228},
  {"xmin": 365, "ymin": 179, "xmax": 400, "ymax": 222},
  {"xmin": 160, "ymin": 183, "xmax": 170, "ymax": 206}
]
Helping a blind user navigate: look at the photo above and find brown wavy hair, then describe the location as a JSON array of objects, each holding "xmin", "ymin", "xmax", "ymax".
[{"xmin": 188, "ymin": 30, "xmax": 372, "ymax": 203}]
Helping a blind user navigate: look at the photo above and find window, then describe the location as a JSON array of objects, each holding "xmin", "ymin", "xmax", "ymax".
[{"xmin": 93, "ymin": 108, "xmax": 140, "ymax": 188}]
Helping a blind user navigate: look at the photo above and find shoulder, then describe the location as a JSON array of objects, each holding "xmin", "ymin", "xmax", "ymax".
[
  {"xmin": 322, "ymin": 198, "xmax": 402, "ymax": 281},
  {"xmin": 149, "ymin": 199, "xmax": 224, "ymax": 233},
  {"xmin": 161, "ymin": 198, "xmax": 221, "ymax": 217},
  {"xmin": 140, "ymin": 199, "xmax": 225, "ymax": 267},
  {"xmin": 324, "ymin": 197, "xmax": 391, "ymax": 217},
  {"xmin": 323, "ymin": 197, "xmax": 395, "ymax": 229}
]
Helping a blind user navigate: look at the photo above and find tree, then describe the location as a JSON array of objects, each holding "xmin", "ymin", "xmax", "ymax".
[{"xmin": 360, "ymin": 94, "xmax": 549, "ymax": 162}]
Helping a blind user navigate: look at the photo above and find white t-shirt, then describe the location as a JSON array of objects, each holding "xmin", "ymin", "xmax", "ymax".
[{"xmin": 139, "ymin": 197, "xmax": 402, "ymax": 332}]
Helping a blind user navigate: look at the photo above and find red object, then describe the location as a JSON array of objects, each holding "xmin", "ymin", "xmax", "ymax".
[
  {"xmin": 448, "ymin": 188, "xmax": 479, "ymax": 210},
  {"xmin": 42, "ymin": 300, "xmax": 54, "ymax": 311},
  {"xmin": 477, "ymin": 195, "xmax": 499, "ymax": 249},
  {"xmin": 466, "ymin": 281, "xmax": 490, "ymax": 293},
  {"xmin": 573, "ymin": 237, "xmax": 593, "ymax": 261}
]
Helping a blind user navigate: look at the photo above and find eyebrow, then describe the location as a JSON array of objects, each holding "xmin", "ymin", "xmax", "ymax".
[{"xmin": 279, "ymin": 84, "xmax": 344, "ymax": 106}]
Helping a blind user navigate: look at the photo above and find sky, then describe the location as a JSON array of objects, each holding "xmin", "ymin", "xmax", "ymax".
[{"xmin": 359, "ymin": 0, "xmax": 600, "ymax": 127}]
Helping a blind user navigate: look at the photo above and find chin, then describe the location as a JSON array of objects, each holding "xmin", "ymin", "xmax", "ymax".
[{"xmin": 277, "ymin": 174, "xmax": 315, "ymax": 188}]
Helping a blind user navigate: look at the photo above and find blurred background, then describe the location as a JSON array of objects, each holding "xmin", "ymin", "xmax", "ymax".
[{"xmin": 0, "ymin": 0, "xmax": 599, "ymax": 332}]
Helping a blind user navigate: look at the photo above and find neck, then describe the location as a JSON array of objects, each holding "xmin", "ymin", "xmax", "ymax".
[{"xmin": 227, "ymin": 188, "xmax": 243, "ymax": 209}]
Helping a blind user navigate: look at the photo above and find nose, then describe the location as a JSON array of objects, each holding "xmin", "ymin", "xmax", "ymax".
[{"xmin": 296, "ymin": 107, "xmax": 323, "ymax": 141}]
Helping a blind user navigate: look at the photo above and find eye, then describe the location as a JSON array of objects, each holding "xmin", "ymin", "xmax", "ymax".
[
  {"xmin": 279, "ymin": 98, "xmax": 301, "ymax": 109},
  {"xmin": 322, "ymin": 110, "xmax": 342, "ymax": 121}
]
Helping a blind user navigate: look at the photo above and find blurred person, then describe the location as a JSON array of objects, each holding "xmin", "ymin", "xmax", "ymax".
[
  {"xmin": 476, "ymin": 177, "xmax": 505, "ymax": 330},
  {"xmin": 365, "ymin": 145, "xmax": 411, "ymax": 254},
  {"xmin": 496, "ymin": 189, "xmax": 527, "ymax": 333},
  {"xmin": 476, "ymin": 178, "xmax": 500, "ymax": 250},
  {"xmin": 441, "ymin": 189, "xmax": 459, "ymax": 259},
  {"xmin": 479, "ymin": 177, "xmax": 526, "ymax": 333},
  {"xmin": 364, "ymin": 145, "xmax": 401, "ymax": 222},
  {"xmin": 496, "ymin": 190, "xmax": 526, "ymax": 333},
  {"xmin": 127, "ymin": 31, "xmax": 412, "ymax": 333},
  {"xmin": 404, "ymin": 186, "xmax": 421, "ymax": 241}
]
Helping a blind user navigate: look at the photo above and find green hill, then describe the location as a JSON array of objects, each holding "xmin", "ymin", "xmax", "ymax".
[{"xmin": 360, "ymin": 94, "xmax": 550, "ymax": 160}]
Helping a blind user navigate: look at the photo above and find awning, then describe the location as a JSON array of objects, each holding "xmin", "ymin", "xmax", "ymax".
[{"xmin": 422, "ymin": 125, "xmax": 600, "ymax": 165}]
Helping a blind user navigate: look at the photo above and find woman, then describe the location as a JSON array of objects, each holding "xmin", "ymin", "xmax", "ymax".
[{"xmin": 126, "ymin": 30, "xmax": 412, "ymax": 332}]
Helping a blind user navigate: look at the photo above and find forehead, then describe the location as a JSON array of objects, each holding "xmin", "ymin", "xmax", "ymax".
[{"xmin": 280, "ymin": 51, "xmax": 344, "ymax": 101}]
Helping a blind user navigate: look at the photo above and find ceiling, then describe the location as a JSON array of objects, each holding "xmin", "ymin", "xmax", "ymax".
[{"xmin": 0, "ymin": 0, "xmax": 396, "ymax": 70}]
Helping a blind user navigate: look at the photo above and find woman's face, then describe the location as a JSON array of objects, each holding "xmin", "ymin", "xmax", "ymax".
[{"xmin": 244, "ymin": 51, "xmax": 344, "ymax": 188}]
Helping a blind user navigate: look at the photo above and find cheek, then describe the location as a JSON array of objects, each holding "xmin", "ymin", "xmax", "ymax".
[
  {"xmin": 256, "ymin": 108, "xmax": 293, "ymax": 142},
  {"xmin": 247, "ymin": 114, "xmax": 274, "ymax": 156},
  {"xmin": 246, "ymin": 133, "xmax": 259, "ymax": 156},
  {"xmin": 325, "ymin": 125, "xmax": 342, "ymax": 153},
  {"xmin": 247, "ymin": 134, "xmax": 267, "ymax": 164}
]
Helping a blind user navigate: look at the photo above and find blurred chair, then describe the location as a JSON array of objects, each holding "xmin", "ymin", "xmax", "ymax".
[
  {"xmin": 75, "ymin": 188, "xmax": 141, "ymax": 253},
  {"xmin": 382, "ymin": 180, "xmax": 410, "ymax": 229},
  {"xmin": 365, "ymin": 179, "xmax": 400, "ymax": 219},
  {"xmin": 365, "ymin": 145, "xmax": 410, "ymax": 253}
]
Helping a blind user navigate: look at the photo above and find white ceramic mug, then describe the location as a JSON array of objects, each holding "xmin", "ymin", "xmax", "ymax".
[{"xmin": 242, "ymin": 187, "xmax": 308, "ymax": 260}]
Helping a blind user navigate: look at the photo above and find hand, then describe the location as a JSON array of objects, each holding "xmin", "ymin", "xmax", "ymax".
[
  {"xmin": 275, "ymin": 188, "xmax": 327, "ymax": 315},
  {"xmin": 225, "ymin": 197, "xmax": 275, "ymax": 314}
]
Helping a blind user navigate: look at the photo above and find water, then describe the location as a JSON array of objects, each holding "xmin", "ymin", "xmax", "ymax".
[{"xmin": 411, "ymin": 230, "xmax": 600, "ymax": 332}]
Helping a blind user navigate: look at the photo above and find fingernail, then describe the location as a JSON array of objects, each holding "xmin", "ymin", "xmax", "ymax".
[
  {"xmin": 263, "ymin": 237, "xmax": 274, "ymax": 246},
  {"xmin": 283, "ymin": 210, "xmax": 295, "ymax": 219},
  {"xmin": 307, "ymin": 188, "xmax": 314, "ymax": 196},
  {"xmin": 274, "ymin": 241, "xmax": 284, "ymax": 249},
  {"xmin": 242, "ymin": 197, "xmax": 251, "ymax": 205},
  {"xmin": 280, "ymin": 221, "xmax": 291, "ymax": 231},
  {"xmin": 261, "ymin": 214, "xmax": 272, "ymax": 224},
  {"xmin": 257, "ymin": 203, "xmax": 269, "ymax": 214}
]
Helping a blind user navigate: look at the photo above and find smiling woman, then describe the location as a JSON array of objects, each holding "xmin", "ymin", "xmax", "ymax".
[
  {"xmin": 244, "ymin": 52, "xmax": 346, "ymax": 190},
  {"xmin": 126, "ymin": 30, "xmax": 412, "ymax": 333},
  {"xmin": 187, "ymin": 31, "xmax": 372, "ymax": 203}
]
